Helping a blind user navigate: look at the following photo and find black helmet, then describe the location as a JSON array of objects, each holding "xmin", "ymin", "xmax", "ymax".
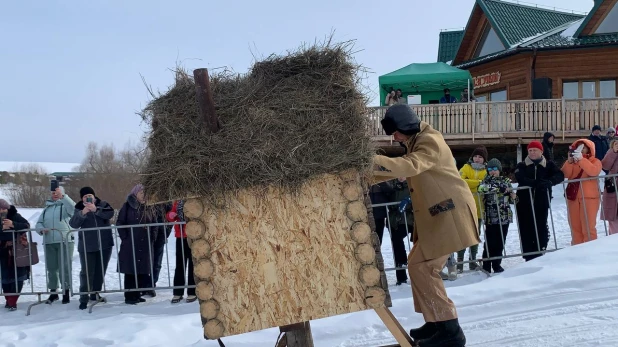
[{"xmin": 380, "ymin": 104, "xmax": 421, "ymax": 136}]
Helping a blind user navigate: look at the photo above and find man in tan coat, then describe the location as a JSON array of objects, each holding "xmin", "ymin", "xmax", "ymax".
[{"xmin": 373, "ymin": 104, "xmax": 480, "ymax": 347}]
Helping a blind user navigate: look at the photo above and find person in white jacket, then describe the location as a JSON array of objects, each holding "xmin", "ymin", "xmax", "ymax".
[{"xmin": 36, "ymin": 186, "xmax": 75, "ymax": 304}]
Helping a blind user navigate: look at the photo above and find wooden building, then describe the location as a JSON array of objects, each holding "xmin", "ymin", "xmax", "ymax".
[
  {"xmin": 367, "ymin": 0, "xmax": 618, "ymax": 167},
  {"xmin": 440, "ymin": 0, "xmax": 618, "ymax": 102}
]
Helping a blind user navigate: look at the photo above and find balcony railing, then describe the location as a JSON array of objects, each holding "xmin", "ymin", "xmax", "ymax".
[{"xmin": 367, "ymin": 97, "xmax": 618, "ymax": 138}]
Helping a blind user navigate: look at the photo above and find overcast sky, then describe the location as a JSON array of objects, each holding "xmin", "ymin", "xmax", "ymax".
[{"xmin": 1, "ymin": 0, "xmax": 592, "ymax": 163}]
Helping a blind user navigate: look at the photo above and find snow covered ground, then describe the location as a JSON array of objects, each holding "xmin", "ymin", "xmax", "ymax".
[{"xmin": 1, "ymin": 184, "xmax": 618, "ymax": 346}]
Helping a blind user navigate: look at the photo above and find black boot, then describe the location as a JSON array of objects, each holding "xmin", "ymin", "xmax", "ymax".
[
  {"xmin": 62, "ymin": 290, "xmax": 70, "ymax": 304},
  {"xmin": 409, "ymin": 322, "xmax": 437, "ymax": 342},
  {"xmin": 46, "ymin": 290, "xmax": 59, "ymax": 304},
  {"xmin": 417, "ymin": 319, "xmax": 465, "ymax": 347}
]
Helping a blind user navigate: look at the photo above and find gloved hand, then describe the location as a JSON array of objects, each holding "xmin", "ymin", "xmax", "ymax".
[
  {"xmin": 478, "ymin": 184, "xmax": 488, "ymax": 193},
  {"xmin": 399, "ymin": 197, "xmax": 411, "ymax": 213},
  {"xmin": 572, "ymin": 151, "xmax": 583, "ymax": 161}
]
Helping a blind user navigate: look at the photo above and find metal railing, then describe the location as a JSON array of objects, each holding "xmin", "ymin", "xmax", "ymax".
[{"xmin": 1, "ymin": 174, "xmax": 614, "ymax": 316}]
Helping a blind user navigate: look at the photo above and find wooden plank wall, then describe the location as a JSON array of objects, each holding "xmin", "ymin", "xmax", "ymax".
[{"xmin": 535, "ymin": 47, "xmax": 618, "ymax": 99}]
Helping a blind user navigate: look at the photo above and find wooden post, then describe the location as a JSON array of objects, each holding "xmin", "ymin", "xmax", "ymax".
[
  {"xmin": 561, "ymin": 97, "xmax": 566, "ymax": 141},
  {"xmin": 193, "ymin": 68, "xmax": 221, "ymax": 133},
  {"xmin": 374, "ymin": 307, "xmax": 414, "ymax": 347},
  {"xmin": 278, "ymin": 322, "xmax": 314, "ymax": 347}
]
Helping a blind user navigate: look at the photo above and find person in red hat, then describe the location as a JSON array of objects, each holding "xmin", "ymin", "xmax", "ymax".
[{"xmin": 514, "ymin": 141, "xmax": 564, "ymax": 262}]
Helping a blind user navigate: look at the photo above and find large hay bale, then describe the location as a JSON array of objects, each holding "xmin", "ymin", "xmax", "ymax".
[{"xmin": 140, "ymin": 40, "xmax": 373, "ymax": 206}]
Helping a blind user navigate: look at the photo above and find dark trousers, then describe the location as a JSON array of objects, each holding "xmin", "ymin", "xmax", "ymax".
[
  {"xmin": 392, "ymin": 225, "xmax": 409, "ymax": 283},
  {"xmin": 173, "ymin": 238, "xmax": 195, "ymax": 296},
  {"xmin": 151, "ymin": 242, "xmax": 166, "ymax": 287},
  {"xmin": 124, "ymin": 273, "xmax": 149, "ymax": 301},
  {"xmin": 2, "ymin": 281, "xmax": 24, "ymax": 306},
  {"xmin": 482, "ymin": 224, "xmax": 509, "ymax": 271},
  {"xmin": 78, "ymin": 248, "xmax": 113, "ymax": 304},
  {"xmin": 374, "ymin": 216, "xmax": 385, "ymax": 244}
]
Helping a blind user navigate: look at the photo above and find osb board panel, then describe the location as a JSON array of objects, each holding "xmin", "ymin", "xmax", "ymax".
[{"xmin": 185, "ymin": 170, "xmax": 388, "ymax": 339}]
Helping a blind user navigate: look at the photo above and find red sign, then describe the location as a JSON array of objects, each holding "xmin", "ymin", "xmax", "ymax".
[{"xmin": 474, "ymin": 72, "xmax": 501, "ymax": 89}]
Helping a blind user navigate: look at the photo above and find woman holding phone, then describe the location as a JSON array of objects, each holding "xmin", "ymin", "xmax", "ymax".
[{"xmin": 69, "ymin": 187, "xmax": 115, "ymax": 310}]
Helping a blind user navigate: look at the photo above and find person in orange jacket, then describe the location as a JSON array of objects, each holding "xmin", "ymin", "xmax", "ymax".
[{"xmin": 561, "ymin": 139, "xmax": 603, "ymax": 245}]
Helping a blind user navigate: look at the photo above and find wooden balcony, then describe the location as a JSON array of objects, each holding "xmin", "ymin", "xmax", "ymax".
[{"xmin": 369, "ymin": 98, "xmax": 618, "ymax": 148}]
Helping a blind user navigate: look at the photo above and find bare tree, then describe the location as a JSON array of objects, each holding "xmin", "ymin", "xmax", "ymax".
[
  {"xmin": 6, "ymin": 163, "xmax": 50, "ymax": 207},
  {"xmin": 64, "ymin": 141, "xmax": 148, "ymax": 209}
]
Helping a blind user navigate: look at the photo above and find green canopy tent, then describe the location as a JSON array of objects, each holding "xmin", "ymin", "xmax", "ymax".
[{"xmin": 378, "ymin": 62, "xmax": 473, "ymax": 105}]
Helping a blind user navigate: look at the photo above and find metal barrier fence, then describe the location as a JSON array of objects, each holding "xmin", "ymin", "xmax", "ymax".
[
  {"xmin": 0, "ymin": 222, "xmax": 193, "ymax": 315},
  {"xmin": 371, "ymin": 173, "xmax": 618, "ymax": 275},
  {"xmin": 1, "ymin": 174, "xmax": 615, "ymax": 315}
]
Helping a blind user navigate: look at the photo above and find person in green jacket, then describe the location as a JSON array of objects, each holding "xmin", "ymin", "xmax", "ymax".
[{"xmin": 36, "ymin": 186, "xmax": 75, "ymax": 304}]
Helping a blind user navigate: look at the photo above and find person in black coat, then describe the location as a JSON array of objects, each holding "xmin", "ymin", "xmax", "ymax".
[
  {"xmin": 514, "ymin": 141, "xmax": 564, "ymax": 262},
  {"xmin": 542, "ymin": 132, "xmax": 555, "ymax": 162},
  {"xmin": 143, "ymin": 201, "xmax": 172, "ymax": 298},
  {"xmin": 369, "ymin": 175, "xmax": 395, "ymax": 244},
  {"xmin": 0, "ymin": 199, "xmax": 31, "ymax": 311},
  {"xmin": 589, "ymin": 125, "xmax": 609, "ymax": 162},
  {"xmin": 116, "ymin": 184, "xmax": 158, "ymax": 305},
  {"xmin": 69, "ymin": 187, "xmax": 115, "ymax": 310}
]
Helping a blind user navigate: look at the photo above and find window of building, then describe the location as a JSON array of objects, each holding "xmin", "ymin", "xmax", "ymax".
[
  {"xmin": 563, "ymin": 82, "xmax": 579, "ymax": 99},
  {"xmin": 474, "ymin": 26, "xmax": 506, "ymax": 58},
  {"xmin": 582, "ymin": 81, "xmax": 596, "ymax": 99},
  {"xmin": 596, "ymin": 3, "xmax": 618, "ymax": 34},
  {"xmin": 562, "ymin": 80, "xmax": 617, "ymax": 98},
  {"xmin": 476, "ymin": 89, "xmax": 507, "ymax": 101},
  {"xmin": 490, "ymin": 90, "xmax": 507, "ymax": 101},
  {"xmin": 601, "ymin": 80, "xmax": 617, "ymax": 98}
]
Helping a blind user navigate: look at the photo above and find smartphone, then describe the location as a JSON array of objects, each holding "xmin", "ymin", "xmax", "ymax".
[
  {"xmin": 50, "ymin": 180, "xmax": 59, "ymax": 191},
  {"xmin": 0, "ymin": 211, "xmax": 7, "ymax": 223},
  {"xmin": 86, "ymin": 197, "xmax": 93, "ymax": 204}
]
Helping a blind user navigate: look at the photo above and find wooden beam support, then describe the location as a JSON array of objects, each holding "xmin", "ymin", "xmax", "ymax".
[
  {"xmin": 374, "ymin": 307, "xmax": 414, "ymax": 347},
  {"xmin": 193, "ymin": 68, "xmax": 221, "ymax": 133},
  {"xmin": 278, "ymin": 322, "xmax": 314, "ymax": 347}
]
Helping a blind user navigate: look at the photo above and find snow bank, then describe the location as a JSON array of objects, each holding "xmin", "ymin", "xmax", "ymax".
[{"xmin": 2, "ymin": 224, "xmax": 617, "ymax": 346}]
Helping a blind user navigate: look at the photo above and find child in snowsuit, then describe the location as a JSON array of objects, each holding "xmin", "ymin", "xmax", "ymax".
[
  {"xmin": 561, "ymin": 139, "xmax": 602, "ymax": 245},
  {"xmin": 458, "ymin": 146, "xmax": 488, "ymax": 271},
  {"xmin": 478, "ymin": 159, "xmax": 516, "ymax": 273}
]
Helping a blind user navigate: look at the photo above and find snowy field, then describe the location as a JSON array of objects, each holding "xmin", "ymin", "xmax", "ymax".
[{"xmin": 1, "ymin": 183, "xmax": 618, "ymax": 346}]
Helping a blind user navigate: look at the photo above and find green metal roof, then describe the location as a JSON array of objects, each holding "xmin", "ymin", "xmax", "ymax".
[
  {"xmin": 478, "ymin": 0, "xmax": 585, "ymax": 46},
  {"xmin": 437, "ymin": 30, "xmax": 464, "ymax": 63},
  {"xmin": 573, "ymin": 0, "xmax": 605, "ymax": 37}
]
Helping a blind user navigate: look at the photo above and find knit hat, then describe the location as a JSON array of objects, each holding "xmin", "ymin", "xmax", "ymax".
[
  {"xmin": 130, "ymin": 184, "xmax": 144, "ymax": 197},
  {"xmin": 592, "ymin": 125, "xmax": 602, "ymax": 132},
  {"xmin": 528, "ymin": 140, "xmax": 544, "ymax": 151},
  {"xmin": 79, "ymin": 187, "xmax": 96, "ymax": 199},
  {"xmin": 486, "ymin": 158, "xmax": 502, "ymax": 172},
  {"xmin": 0, "ymin": 199, "xmax": 9, "ymax": 210},
  {"xmin": 608, "ymin": 127, "xmax": 616, "ymax": 134},
  {"xmin": 470, "ymin": 146, "xmax": 488, "ymax": 163}
]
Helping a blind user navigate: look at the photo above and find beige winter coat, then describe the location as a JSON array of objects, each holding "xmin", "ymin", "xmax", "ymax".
[{"xmin": 372, "ymin": 122, "xmax": 480, "ymax": 260}]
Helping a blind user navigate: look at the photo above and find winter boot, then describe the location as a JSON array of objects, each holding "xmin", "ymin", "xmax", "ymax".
[
  {"xmin": 447, "ymin": 264, "xmax": 458, "ymax": 281},
  {"xmin": 79, "ymin": 302, "xmax": 88, "ymax": 310},
  {"xmin": 416, "ymin": 318, "xmax": 465, "ymax": 347},
  {"xmin": 439, "ymin": 270, "xmax": 449, "ymax": 280},
  {"xmin": 493, "ymin": 265, "xmax": 505, "ymax": 273},
  {"xmin": 482, "ymin": 259, "xmax": 492, "ymax": 273},
  {"xmin": 409, "ymin": 322, "xmax": 437, "ymax": 342},
  {"xmin": 46, "ymin": 290, "xmax": 59, "ymax": 304},
  {"xmin": 90, "ymin": 293, "xmax": 107, "ymax": 303},
  {"xmin": 62, "ymin": 290, "xmax": 70, "ymax": 304}
]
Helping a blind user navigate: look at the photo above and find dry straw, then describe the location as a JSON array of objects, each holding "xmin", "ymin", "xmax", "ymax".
[{"xmin": 139, "ymin": 39, "xmax": 373, "ymax": 207}]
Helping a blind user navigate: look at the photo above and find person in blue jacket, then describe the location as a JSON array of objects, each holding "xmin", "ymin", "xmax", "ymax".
[{"xmin": 35, "ymin": 186, "xmax": 75, "ymax": 304}]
